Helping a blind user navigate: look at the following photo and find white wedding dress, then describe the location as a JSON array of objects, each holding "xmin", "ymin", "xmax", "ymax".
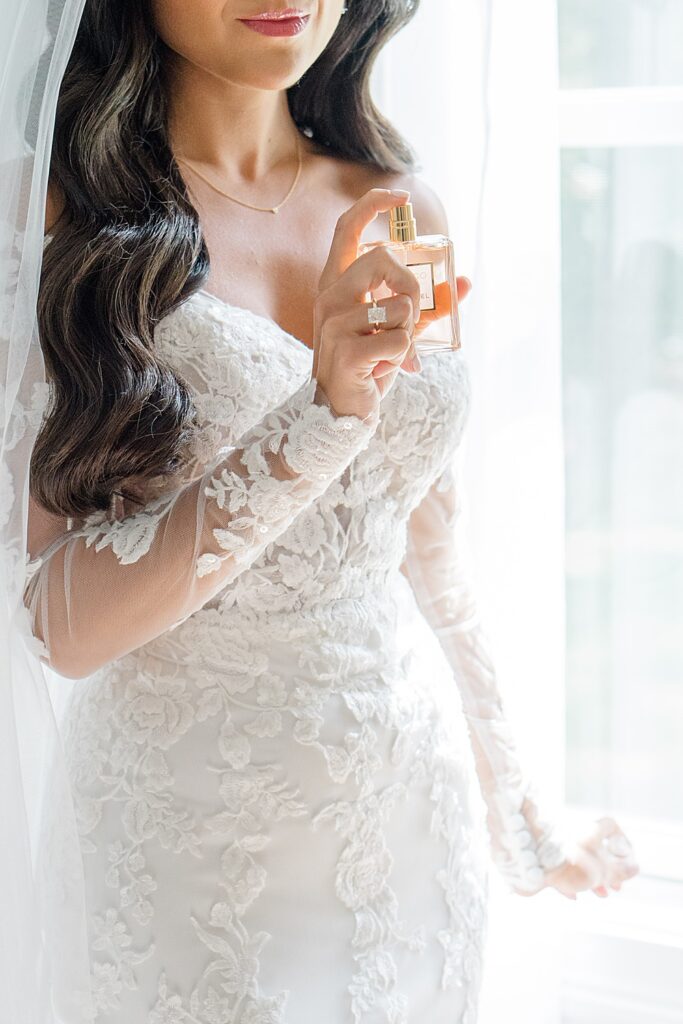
[{"xmin": 24, "ymin": 238, "xmax": 571, "ymax": 1024}]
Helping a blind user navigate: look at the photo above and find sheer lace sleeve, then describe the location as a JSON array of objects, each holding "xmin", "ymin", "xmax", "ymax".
[
  {"xmin": 400, "ymin": 453, "xmax": 574, "ymax": 895},
  {"xmin": 23, "ymin": 376, "xmax": 379, "ymax": 680}
]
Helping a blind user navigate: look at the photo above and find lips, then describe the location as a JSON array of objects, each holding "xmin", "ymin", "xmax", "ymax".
[
  {"xmin": 237, "ymin": 10, "xmax": 310, "ymax": 36},
  {"xmin": 242, "ymin": 7, "xmax": 307, "ymax": 18}
]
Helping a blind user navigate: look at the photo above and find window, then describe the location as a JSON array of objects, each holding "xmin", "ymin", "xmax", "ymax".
[
  {"xmin": 559, "ymin": 0, "xmax": 683, "ymax": 865},
  {"xmin": 558, "ymin": 0, "xmax": 683, "ymax": 88},
  {"xmin": 561, "ymin": 144, "xmax": 683, "ymax": 832},
  {"xmin": 558, "ymin": 2, "xmax": 683, "ymax": 1019}
]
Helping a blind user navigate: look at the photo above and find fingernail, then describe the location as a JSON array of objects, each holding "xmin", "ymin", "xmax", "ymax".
[
  {"xmin": 389, "ymin": 188, "xmax": 410, "ymax": 197},
  {"xmin": 411, "ymin": 351, "xmax": 422, "ymax": 372}
]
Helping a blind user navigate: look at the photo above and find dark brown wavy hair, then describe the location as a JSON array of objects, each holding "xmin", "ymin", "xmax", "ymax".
[{"xmin": 32, "ymin": 0, "xmax": 421, "ymax": 520}]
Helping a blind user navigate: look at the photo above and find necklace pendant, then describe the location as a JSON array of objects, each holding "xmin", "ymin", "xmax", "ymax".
[{"xmin": 176, "ymin": 132, "xmax": 301, "ymax": 215}]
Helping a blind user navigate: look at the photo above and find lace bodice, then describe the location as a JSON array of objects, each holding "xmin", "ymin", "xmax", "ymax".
[
  {"xmin": 153, "ymin": 289, "xmax": 470, "ymax": 611},
  {"xmin": 24, "ymin": 275, "xmax": 573, "ymax": 897}
]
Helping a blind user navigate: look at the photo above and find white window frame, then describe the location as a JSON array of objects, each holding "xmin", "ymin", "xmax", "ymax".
[{"xmin": 558, "ymin": 83, "xmax": 683, "ymax": 1023}]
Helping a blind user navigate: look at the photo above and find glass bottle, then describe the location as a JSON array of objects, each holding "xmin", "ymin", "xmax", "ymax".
[{"xmin": 358, "ymin": 202, "xmax": 461, "ymax": 354}]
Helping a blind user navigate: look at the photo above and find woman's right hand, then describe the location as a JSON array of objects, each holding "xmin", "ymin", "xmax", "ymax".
[{"xmin": 311, "ymin": 188, "xmax": 423, "ymax": 423}]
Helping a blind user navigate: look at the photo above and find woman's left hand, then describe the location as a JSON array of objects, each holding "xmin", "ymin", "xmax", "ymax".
[{"xmin": 542, "ymin": 816, "xmax": 640, "ymax": 900}]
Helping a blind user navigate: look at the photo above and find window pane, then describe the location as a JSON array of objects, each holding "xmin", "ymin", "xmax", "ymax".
[
  {"xmin": 558, "ymin": 0, "xmax": 683, "ymax": 88},
  {"xmin": 561, "ymin": 146, "xmax": 683, "ymax": 822}
]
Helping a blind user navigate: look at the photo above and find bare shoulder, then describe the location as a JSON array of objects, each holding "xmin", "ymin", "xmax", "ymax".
[
  {"xmin": 312, "ymin": 145, "xmax": 451, "ymax": 237},
  {"xmin": 381, "ymin": 171, "xmax": 450, "ymax": 237},
  {"xmin": 347, "ymin": 161, "xmax": 451, "ymax": 236}
]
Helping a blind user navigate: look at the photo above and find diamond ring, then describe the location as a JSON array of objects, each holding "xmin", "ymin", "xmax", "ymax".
[{"xmin": 367, "ymin": 297, "xmax": 388, "ymax": 328}]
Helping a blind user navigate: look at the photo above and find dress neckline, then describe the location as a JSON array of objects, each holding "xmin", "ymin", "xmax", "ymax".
[
  {"xmin": 43, "ymin": 233, "xmax": 314, "ymax": 358},
  {"xmin": 190, "ymin": 287, "xmax": 314, "ymax": 357}
]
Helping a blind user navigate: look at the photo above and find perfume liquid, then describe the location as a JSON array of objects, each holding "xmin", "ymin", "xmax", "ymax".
[{"xmin": 358, "ymin": 202, "xmax": 461, "ymax": 354}]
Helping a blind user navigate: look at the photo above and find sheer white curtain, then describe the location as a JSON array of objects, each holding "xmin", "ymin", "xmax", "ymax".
[{"xmin": 374, "ymin": 1, "xmax": 573, "ymax": 1018}]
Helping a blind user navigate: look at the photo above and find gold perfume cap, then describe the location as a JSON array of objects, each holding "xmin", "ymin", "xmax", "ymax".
[{"xmin": 389, "ymin": 202, "xmax": 417, "ymax": 242}]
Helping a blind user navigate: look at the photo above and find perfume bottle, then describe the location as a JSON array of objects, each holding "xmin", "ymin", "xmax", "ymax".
[{"xmin": 358, "ymin": 202, "xmax": 461, "ymax": 354}]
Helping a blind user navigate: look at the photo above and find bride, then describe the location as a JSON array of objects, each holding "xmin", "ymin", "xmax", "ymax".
[{"xmin": 14, "ymin": 0, "xmax": 638, "ymax": 1021}]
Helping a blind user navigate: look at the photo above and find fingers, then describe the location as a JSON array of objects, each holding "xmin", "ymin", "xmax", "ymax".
[
  {"xmin": 582, "ymin": 818, "xmax": 639, "ymax": 897},
  {"xmin": 582, "ymin": 816, "xmax": 623, "ymax": 854},
  {"xmin": 353, "ymin": 246, "xmax": 422, "ymax": 325},
  {"xmin": 595, "ymin": 816, "xmax": 621, "ymax": 840},
  {"xmin": 317, "ymin": 245, "xmax": 422, "ymax": 330},
  {"xmin": 319, "ymin": 187, "xmax": 411, "ymax": 290},
  {"xmin": 348, "ymin": 292, "xmax": 417, "ymax": 373},
  {"xmin": 546, "ymin": 818, "xmax": 640, "ymax": 902},
  {"xmin": 356, "ymin": 325, "xmax": 415, "ymax": 376},
  {"xmin": 318, "ymin": 291, "xmax": 419, "ymax": 380},
  {"xmin": 457, "ymin": 276, "xmax": 473, "ymax": 302},
  {"xmin": 320, "ymin": 315, "xmax": 413, "ymax": 382},
  {"xmin": 348, "ymin": 291, "xmax": 415, "ymax": 337},
  {"xmin": 593, "ymin": 817, "xmax": 639, "ymax": 869}
]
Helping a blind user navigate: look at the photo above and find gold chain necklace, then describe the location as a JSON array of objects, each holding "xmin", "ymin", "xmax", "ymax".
[{"xmin": 175, "ymin": 131, "xmax": 302, "ymax": 214}]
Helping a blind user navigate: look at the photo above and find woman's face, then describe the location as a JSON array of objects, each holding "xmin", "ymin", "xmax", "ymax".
[{"xmin": 151, "ymin": 0, "xmax": 346, "ymax": 92}]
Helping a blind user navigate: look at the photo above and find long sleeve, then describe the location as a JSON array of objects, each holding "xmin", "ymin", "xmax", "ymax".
[
  {"xmin": 400, "ymin": 454, "xmax": 574, "ymax": 896},
  {"xmin": 23, "ymin": 376, "xmax": 379, "ymax": 680}
]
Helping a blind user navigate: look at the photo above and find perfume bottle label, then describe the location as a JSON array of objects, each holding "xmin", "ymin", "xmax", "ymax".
[{"xmin": 408, "ymin": 261, "xmax": 436, "ymax": 311}]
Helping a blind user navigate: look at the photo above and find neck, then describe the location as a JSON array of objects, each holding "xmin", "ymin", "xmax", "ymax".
[{"xmin": 166, "ymin": 55, "xmax": 301, "ymax": 182}]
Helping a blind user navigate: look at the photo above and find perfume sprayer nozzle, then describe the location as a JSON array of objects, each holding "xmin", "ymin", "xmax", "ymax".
[{"xmin": 389, "ymin": 203, "xmax": 417, "ymax": 242}]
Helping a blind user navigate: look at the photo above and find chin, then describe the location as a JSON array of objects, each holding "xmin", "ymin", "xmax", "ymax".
[{"xmin": 225, "ymin": 64, "xmax": 305, "ymax": 92}]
